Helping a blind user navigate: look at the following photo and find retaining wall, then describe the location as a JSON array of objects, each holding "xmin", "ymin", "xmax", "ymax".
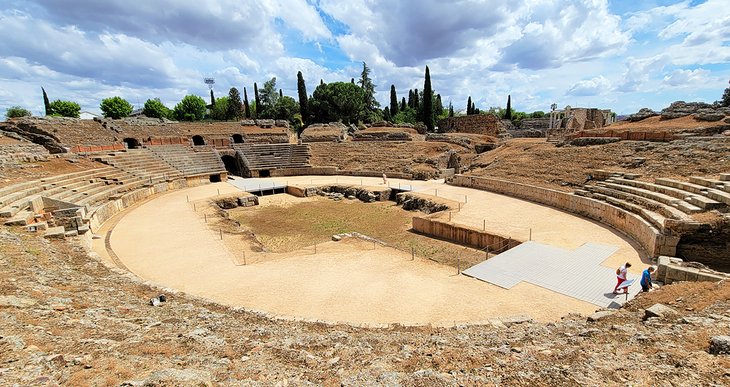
[
  {"xmin": 656, "ymin": 256, "xmax": 729, "ymax": 284},
  {"xmin": 412, "ymin": 216, "xmax": 522, "ymax": 251},
  {"xmin": 448, "ymin": 175, "xmax": 679, "ymax": 257}
]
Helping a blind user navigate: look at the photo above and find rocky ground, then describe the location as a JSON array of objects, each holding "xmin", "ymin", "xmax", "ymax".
[{"xmin": 1, "ymin": 225, "xmax": 729, "ymax": 386}]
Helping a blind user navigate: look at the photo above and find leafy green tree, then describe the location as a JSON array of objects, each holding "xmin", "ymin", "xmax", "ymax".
[
  {"xmin": 297, "ymin": 71, "xmax": 309, "ymax": 124},
  {"xmin": 253, "ymin": 83, "xmax": 260, "ymax": 118},
  {"xmin": 309, "ymin": 81, "xmax": 365, "ymax": 125},
  {"xmin": 210, "ymin": 96, "xmax": 229, "ymax": 121},
  {"xmin": 389, "ymin": 85, "xmax": 399, "ymax": 117},
  {"xmin": 383, "ymin": 107, "xmax": 392, "ymax": 122},
  {"xmin": 466, "ymin": 96, "xmax": 473, "ymax": 115},
  {"xmin": 143, "ymin": 98, "xmax": 171, "ymax": 119},
  {"xmin": 423, "ymin": 66, "xmax": 434, "ymax": 131},
  {"xmin": 173, "ymin": 95, "xmax": 206, "ymax": 121},
  {"xmin": 41, "ymin": 87, "xmax": 51, "ymax": 116},
  {"xmin": 274, "ymin": 95, "xmax": 299, "ymax": 122},
  {"xmin": 226, "ymin": 87, "xmax": 243, "ymax": 120},
  {"xmin": 5, "ymin": 106, "xmax": 32, "ymax": 119},
  {"xmin": 48, "ymin": 100, "xmax": 80, "ymax": 118},
  {"xmin": 505, "ymin": 95, "xmax": 512, "ymax": 120},
  {"xmin": 243, "ymin": 87, "xmax": 251, "ymax": 118},
  {"xmin": 100, "ymin": 96, "xmax": 133, "ymax": 119},
  {"xmin": 258, "ymin": 77, "xmax": 279, "ymax": 119},
  {"xmin": 530, "ymin": 110, "xmax": 545, "ymax": 118},
  {"xmin": 393, "ymin": 106, "xmax": 417, "ymax": 124},
  {"xmin": 722, "ymin": 80, "xmax": 730, "ymax": 107}
]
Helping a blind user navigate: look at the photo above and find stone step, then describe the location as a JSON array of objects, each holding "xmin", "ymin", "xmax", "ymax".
[
  {"xmin": 44, "ymin": 226, "xmax": 66, "ymax": 239},
  {"xmin": 601, "ymin": 179, "xmax": 703, "ymax": 214},
  {"xmin": 656, "ymin": 178, "xmax": 730, "ymax": 206},
  {"xmin": 720, "ymin": 173, "xmax": 730, "ymax": 182}
]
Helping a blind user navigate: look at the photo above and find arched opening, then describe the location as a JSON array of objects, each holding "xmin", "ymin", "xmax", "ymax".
[
  {"xmin": 209, "ymin": 174, "xmax": 222, "ymax": 183},
  {"xmin": 192, "ymin": 135, "xmax": 205, "ymax": 146},
  {"xmin": 123, "ymin": 138, "xmax": 141, "ymax": 149},
  {"xmin": 221, "ymin": 155, "xmax": 240, "ymax": 176},
  {"xmin": 232, "ymin": 134, "xmax": 244, "ymax": 143},
  {"xmin": 259, "ymin": 169, "xmax": 271, "ymax": 178}
]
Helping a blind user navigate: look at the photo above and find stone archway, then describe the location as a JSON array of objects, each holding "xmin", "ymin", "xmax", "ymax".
[
  {"xmin": 123, "ymin": 138, "xmax": 141, "ymax": 149},
  {"xmin": 192, "ymin": 135, "xmax": 205, "ymax": 146},
  {"xmin": 232, "ymin": 134, "xmax": 244, "ymax": 144},
  {"xmin": 221, "ymin": 155, "xmax": 240, "ymax": 176}
]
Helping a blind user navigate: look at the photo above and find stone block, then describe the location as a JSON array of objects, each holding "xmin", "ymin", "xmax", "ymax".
[
  {"xmin": 587, "ymin": 310, "xmax": 615, "ymax": 322},
  {"xmin": 644, "ymin": 304, "xmax": 678, "ymax": 320},
  {"xmin": 709, "ymin": 336, "xmax": 730, "ymax": 355},
  {"xmin": 44, "ymin": 226, "xmax": 66, "ymax": 239}
]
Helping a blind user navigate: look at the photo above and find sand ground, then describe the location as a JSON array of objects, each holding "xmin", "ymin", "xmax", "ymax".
[{"xmin": 95, "ymin": 175, "xmax": 645, "ymax": 325}]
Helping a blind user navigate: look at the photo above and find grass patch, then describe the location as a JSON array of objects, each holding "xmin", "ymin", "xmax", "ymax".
[{"xmin": 229, "ymin": 197, "xmax": 486, "ymax": 268}]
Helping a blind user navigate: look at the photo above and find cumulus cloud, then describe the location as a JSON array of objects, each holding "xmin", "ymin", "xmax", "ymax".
[
  {"xmin": 567, "ymin": 76, "xmax": 611, "ymax": 96},
  {"xmin": 662, "ymin": 68, "xmax": 710, "ymax": 87}
]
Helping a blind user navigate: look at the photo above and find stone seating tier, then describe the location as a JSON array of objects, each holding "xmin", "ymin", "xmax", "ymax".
[
  {"xmin": 233, "ymin": 144, "xmax": 311, "ymax": 170},
  {"xmin": 148, "ymin": 145, "xmax": 226, "ymax": 176}
]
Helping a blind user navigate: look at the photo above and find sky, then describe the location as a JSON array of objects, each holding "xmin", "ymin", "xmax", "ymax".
[{"xmin": 0, "ymin": 0, "xmax": 728, "ymax": 117}]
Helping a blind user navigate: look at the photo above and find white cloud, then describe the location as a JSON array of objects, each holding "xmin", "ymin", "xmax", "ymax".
[
  {"xmin": 567, "ymin": 76, "xmax": 612, "ymax": 96},
  {"xmin": 662, "ymin": 68, "xmax": 710, "ymax": 87}
]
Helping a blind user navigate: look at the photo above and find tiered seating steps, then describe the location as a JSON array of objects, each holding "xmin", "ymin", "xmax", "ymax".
[
  {"xmin": 94, "ymin": 149, "xmax": 183, "ymax": 183},
  {"xmin": 576, "ymin": 174, "xmax": 729, "ymax": 234},
  {"xmin": 149, "ymin": 145, "xmax": 226, "ymax": 176},
  {"xmin": 233, "ymin": 144, "xmax": 311, "ymax": 170}
]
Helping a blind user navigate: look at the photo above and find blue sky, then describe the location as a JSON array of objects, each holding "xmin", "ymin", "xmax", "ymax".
[{"xmin": 0, "ymin": 0, "xmax": 728, "ymax": 117}]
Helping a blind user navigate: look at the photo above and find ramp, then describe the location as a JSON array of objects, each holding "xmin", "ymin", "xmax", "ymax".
[
  {"xmin": 227, "ymin": 177, "xmax": 287, "ymax": 193},
  {"xmin": 462, "ymin": 241, "xmax": 638, "ymax": 308}
]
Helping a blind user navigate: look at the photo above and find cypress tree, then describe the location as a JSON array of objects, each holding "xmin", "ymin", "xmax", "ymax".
[
  {"xmin": 243, "ymin": 87, "xmax": 250, "ymax": 118},
  {"xmin": 296, "ymin": 71, "xmax": 309, "ymax": 124},
  {"xmin": 320, "ymin": 79, "xmax": 324, "ymax": 86},
  {"xmin": 254, "ymin": 83, "xmax": 260, "ymax": 119},
  {"xmin": 423, "ymin": 66, "xmax": 434, "ymax": 132},
  {"xmin": 408, "ymin": 90, "xmax": 414, "ymax": 109},
  {"xmin": 448, "ymin": 102, "xmax": 454, "ymax": 117},
  {"xmin": 721, "ymin": 80, "xmax": 730, "ymax": 107},
  {"xmin": 467, "ymin": 96, "xmax": 472, "ymax": 115},
  {"xmin": 383, "ymin": 107, "xmax": 391, "ymax": 122},
  {"xmin": 226, "ymin": 87, "xmax": 243, "ymax": 120},
  {"xmin": 505, "ymin": 95, "xmax": 512, "ymax": 120},
  {"xmin": 400, "ymin": 97, "xmax": 406, "ymax": 111},
  {"xmin": 42, "ymin": 87, "xmax": 50, "ymax": 116},
  {"xmin": 351, "ymin": 78, "xmax": 355, "ymax": 84},
  {"xmin": 390, "ymin": 85, "xmax": 399, "ymax": 116},
  {"xmin": 279, "ymin": 89, "xmax": 283, "ymax": 98}
]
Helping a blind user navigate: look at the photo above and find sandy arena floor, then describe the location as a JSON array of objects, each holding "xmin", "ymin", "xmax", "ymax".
[{"xmin": 95, "ymin": 176, "xmax": 646, "ymax": 325}]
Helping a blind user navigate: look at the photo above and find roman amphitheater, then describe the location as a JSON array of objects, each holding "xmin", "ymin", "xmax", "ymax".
[{"xmin": 1, "ymin": 107, "xmax": 729, "ymax": 385}]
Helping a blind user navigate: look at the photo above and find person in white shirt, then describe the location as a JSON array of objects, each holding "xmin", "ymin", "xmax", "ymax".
[{"xmin": 613, "ymin": 262, "xmax": 632, "ymax": 294}]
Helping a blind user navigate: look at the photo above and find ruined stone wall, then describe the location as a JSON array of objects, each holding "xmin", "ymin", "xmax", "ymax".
[
  {"xmin": 0, "ymin": 117, "xmax": 290, "ymax": 150},
  {"xmin": 0, "ymin": 143, "xmax": 50, "ymax": 166},
  {"xmin": 438, "ymin": 114, "xmax": 505, "ymax": 136},
  {"xmin": 448, "ymin": 175, "xmax": 678, "ymax": 257},
  {"xmin": 412, "ymin": 215, "xmax": 522, "ymax": 251}
]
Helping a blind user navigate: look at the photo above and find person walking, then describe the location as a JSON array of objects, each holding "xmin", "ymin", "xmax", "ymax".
[
  {"xmin": 614, "ymin": 262, "xmax": 632, "ymax": 294},
  {"xmin": 641, "ymin": 266, "xmax": 656, "ymax": 292}
]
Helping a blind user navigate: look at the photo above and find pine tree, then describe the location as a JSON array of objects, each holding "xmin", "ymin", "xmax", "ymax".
[
  {"xmin": 390, "ymin": 85, "xmax": 399, "ymax": 116},
  {"xmin": 42, "ymin": 87, "xmax": 51, "ymax": 116},
  {"xmin": 423, "ymin": 66, "xmax": 434, "ymax": 132},
  {"xmin": 297, "ymin": 71, "xmax": 309, "ymax": 124},
  {"xmin": 505, "ymin": 95, "xmax": 512, "ymax": 120},
  {"xmin": 358, "ymin": 62, "xmax": 379, "ymax": 116},
  {"xmin": 226, "ymin": 87, "xmax": 243, "ymax": 120},
  {"xmin": 467, "ymin": 96, "xmax": 472, "ymax": 115},
  {"xmin": 243, "ymin": 87, "xmax": 250, "ymax": 118},
  {"xmin": 253, "ymin": 83, "xmax": 260, "ymax": 119}
]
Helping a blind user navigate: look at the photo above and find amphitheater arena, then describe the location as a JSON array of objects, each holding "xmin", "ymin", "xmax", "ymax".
[{"xmin": 1, "ymin": 116, "xmax": 729, "ymax": 384}]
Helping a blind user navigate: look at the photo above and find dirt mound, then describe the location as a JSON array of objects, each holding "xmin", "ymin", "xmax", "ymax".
[{"xmin": 609, "ymin": 115, "xmax": 730, "ymax": 134}]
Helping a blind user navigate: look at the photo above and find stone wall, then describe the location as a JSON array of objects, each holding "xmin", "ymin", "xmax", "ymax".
[
  {"xmin": 412, "ymin": 215, "xmax": 522, "ymax": 251},
  {"xmin": 438, "ymin": 114, "xmax": 506, "ymax": 136},
  {"xmin": 448, "ymin": 175, "xmax": 679, "ymax": 257},
  {"xmin": 656, "ymin": 256, "xmax": 730, "ymax": 284},
  {"xmin": 0, "ymin": 143, "xmax": 50, "ymax": 166},
  {"xmin": 567, "ymin": 130, "xmax": 674, "ymax": 142}
]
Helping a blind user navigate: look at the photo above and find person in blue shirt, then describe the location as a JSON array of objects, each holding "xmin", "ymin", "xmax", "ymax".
[{"xmin": 640, "ymin": 266, "xmax": 656, "ymax": 292}]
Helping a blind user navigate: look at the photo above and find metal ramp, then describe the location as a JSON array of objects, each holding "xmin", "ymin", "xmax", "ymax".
[{"xmin": 462, "ymin": 241, "xmax": 639, "ymax": 308}]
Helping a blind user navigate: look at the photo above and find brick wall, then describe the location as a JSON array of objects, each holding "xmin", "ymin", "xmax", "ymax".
[{"xmin": 438, "ymin": 114, "xmax": 505, "ymax": 136}]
